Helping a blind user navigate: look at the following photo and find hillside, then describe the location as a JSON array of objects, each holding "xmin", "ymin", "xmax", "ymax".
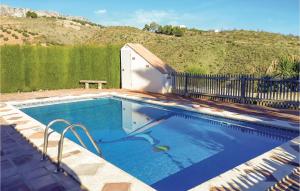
[{"xmin": 0, "ymin": 16, "xmax": 299, "ymax": 75}]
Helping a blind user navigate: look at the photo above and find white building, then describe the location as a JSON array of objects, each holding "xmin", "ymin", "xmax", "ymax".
[{"xmin": 121, "ymin": 43, "xmax": 174, "ymax": 94}]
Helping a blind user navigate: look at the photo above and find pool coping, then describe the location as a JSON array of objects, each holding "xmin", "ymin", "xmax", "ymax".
[{"xmin": 1, "ymin": 91, "xmax": 299, "ymax": 191}]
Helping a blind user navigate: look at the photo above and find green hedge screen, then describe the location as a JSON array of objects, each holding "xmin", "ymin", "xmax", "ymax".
[{"xmin": 0, "ymin": 45, "xmax": 121, "ymax": 93}]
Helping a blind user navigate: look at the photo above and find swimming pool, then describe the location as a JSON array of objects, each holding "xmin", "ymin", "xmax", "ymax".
[{"xmin": 20, "ymin": 96, "xmax": 297, "ymax": 191}]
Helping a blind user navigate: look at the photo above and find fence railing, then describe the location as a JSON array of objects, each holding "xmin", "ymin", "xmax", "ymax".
[{"xmin": 170, "ymin": 72, "xmax": 300, "ymax": 109}]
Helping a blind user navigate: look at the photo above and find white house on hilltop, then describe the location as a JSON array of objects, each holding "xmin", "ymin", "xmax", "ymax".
[{"xmin": 121, "ymin": 43, "xmax": 174, "ymax": 94}]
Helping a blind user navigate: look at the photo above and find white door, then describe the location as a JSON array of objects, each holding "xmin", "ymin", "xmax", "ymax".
[{"xmin": 121, "ymin": 49, "xmax": 132, "ymax": 89}]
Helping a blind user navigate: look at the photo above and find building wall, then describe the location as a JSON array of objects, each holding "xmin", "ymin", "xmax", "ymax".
[{"xmin": 121, "ymin": 45, "xmax": 171, "ymax": 94}]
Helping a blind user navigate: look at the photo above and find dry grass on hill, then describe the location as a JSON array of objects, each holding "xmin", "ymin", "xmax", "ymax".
[{"xmin": 1, "ymin": 16, "xmax": 299, "ymax": 75}]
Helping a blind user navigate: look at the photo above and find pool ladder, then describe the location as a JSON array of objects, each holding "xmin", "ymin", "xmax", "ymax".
[{"xmin": 41, "ymin": 119, "xmax": 102, "ymax": 172}]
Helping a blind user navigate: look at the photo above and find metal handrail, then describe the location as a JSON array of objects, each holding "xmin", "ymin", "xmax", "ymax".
[
  {"xmin": 42, "ymin": 119, "xmax": 87, "ymax": 160},
  {"xmin": 56, "ymin": 123, "xmax": 102, "ymax": 172}
]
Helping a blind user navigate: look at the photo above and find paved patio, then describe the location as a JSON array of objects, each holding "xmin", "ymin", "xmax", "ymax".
[
  {"xmin": 1, "ymin": 89, "xmax": 299, "ymax": 191},
  {"xmin": 0, "ymin": 118, "xmax": 85, "ymax": 191}
]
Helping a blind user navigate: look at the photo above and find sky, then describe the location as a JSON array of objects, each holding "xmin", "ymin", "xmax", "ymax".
[{"xmin": 2, "ymin": 0, "xmax": 300, "ymax": 35}]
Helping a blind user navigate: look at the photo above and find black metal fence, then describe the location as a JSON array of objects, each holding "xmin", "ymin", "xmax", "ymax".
[{"xmin": 170, "ymin": 72, "xmax": 300, "ymax": 109}]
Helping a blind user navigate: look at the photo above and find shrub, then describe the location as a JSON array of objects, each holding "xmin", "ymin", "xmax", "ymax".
[
  {"xmin": 6, "ymin": 30, "xmax": 11, "ymax": 34},
  {"xmin": 15, "ymin": 29, "xmax": 22, "ymax": 33},
  {"xmin": 0, "ymin": 34, "xmax": 3, "ymax": 38},
  {"xmin": 173, "ymin": 27, "xmax": 184, "ymax": 37},
  {"xmin": 185, "ymin": 65, "xmax": 208, "ymax": 74},
  {"xmin": 3, "ymin": 37, "xmax": 8, "ymax": 41},
  {"xmin": 22, "ymin": 33, "xmax": 29, "ymax": 37},
  {"xmin": 0, "ymin": 45, "xmax": 121, "ymax": 93},
  {"xmin": 26, "ymin": 11, "xmax": 38, "ymax": 18},
  {"xmin": 165, "ymin": 25, "xmax": 173, "ymax": 35},
  {"xmin": 0, "ymin": 46, "xmax": 25, "ymax": 91},
  {"xmin": 57, "ymin": 16, "xmax": 67, "ymax": 20},
  {"xmin": 71, "ymin": 19, "xmax": 104, "ymax": 28},
  {"xmin": 275, "ymin": 55, "xmax": 300, "ymax": 78}
]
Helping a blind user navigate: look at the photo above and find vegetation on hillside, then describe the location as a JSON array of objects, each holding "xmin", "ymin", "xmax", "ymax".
[
  {"xmin": 52, "ymin": 16, "xmax": 103, "ymax": 28},
  {"xmin": 143, "ymin": 22, "xmax": 184, "ymax": 37},
  {"xmin": 0, "ymin": 45, "xmax": 121, "ymax": 93},
  {"xmin": 26, "ymin": 11, "xmax": 38, "ymax": 18},
  {"xmin": 0, "ymin": 16, "xmax": 299, "ymax": 77},
  {"xmin": 0, "ymin": 25, "xmax": 38, "ymax": 45},
  {"xmin": 274, "ymin": 55, "xmax": 300, "ymax": 78}
]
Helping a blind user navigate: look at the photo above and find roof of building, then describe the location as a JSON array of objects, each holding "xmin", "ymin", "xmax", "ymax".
[{"xmin": 125, "ymin": 43, "xmax": 174, "ymax": 74}]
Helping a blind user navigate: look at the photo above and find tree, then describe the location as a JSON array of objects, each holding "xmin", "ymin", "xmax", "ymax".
[
  {"xmin": 156, "ymin": 25, "xmax": 163, "ymax": 34},
  {"xmin": 145, "ymin": 22, "xmax": 184, "ymax": 37},
  {"xmin": 26, "ymin": 11, "xmax": 38, "ymax": 18},
  {"xmin": 165, "ymin": 25, "xmax": 173, "ymax": 35},
  {"xmin": 143, "ymin": 24, "xmax": 150, "ymax": 31},
  {"xmin": 149, "ymin": 22, "xmax": 160, "ymax": 32},
  {"xmin": 160, "ymin": 26, "xmax": 167, "ymax": 34},
  {"xmin": 172, "ymin": 27, "xmax": 184, "ymax": 37}
]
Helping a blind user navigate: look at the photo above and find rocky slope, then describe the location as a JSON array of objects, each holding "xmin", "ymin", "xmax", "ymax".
[{"xmin": 0, "ymin": 4, "xmax": 87, "ymax": 21}]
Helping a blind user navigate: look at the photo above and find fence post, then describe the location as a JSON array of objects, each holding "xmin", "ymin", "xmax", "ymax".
[
  {"xmin": 170, "ymin": 72, "xmax": 174, "ymax": 94},
  {"xmin": 240, "ymin": 75, "xmax": 246, "ymax": 103},
  {"xmin": 184, "ymin": 73, "xmax": 189, "ymax": 96}
]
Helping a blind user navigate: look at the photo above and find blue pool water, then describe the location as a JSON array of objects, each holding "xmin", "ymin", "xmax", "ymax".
[{"xmin": 21, "ymin": 97, "xmax": 297, "ymax": 191}]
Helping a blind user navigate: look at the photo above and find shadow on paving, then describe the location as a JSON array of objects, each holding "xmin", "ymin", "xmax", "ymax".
[
  {"xmin": 0, "ymin": 123, "xmax": 87, "ymax": 191},
  {"xmin": 267, "ymin": 167, "xmax": 300, "ymax": 191},
  {"xmin": 151, "ymin": 138, "xmax": 299, "ymax": 191}
]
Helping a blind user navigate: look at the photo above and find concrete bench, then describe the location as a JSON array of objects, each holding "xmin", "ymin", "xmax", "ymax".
[{"xmin": 80, "ymin": 80, "xmax": 107, "ymax": 89}]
